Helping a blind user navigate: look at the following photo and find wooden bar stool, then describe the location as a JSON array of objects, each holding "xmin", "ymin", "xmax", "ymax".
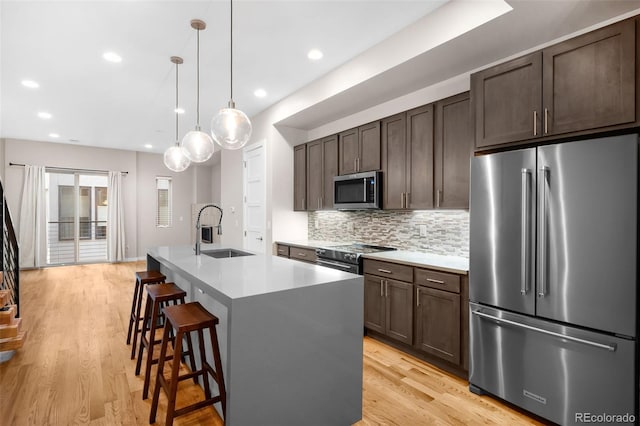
[
  {"xmin": 135, "ymin": 282, "xmax": 196, "ymax": 400},
  {"xmin": 126, "ymin": 270, "xmax": 166, "ymax": 360},
  {"xmin": 150, "ymin": 302, "xmax": 227, "ymax": 426}
]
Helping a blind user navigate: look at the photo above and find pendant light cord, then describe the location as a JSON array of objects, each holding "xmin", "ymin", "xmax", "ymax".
[
  {"xmin": 230, "ymin": 0, "xmax": 233, "ymax": 103},
  {"xmin": 175, "ymin": 60, "xmax": 179, "ymax": 143},
  {"xmin": 196, "ymin": 27, "xmax": 201, "ymax": 127}
]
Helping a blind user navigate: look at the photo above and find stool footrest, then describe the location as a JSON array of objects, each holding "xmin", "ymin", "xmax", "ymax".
[{"xmin": 173, "ymin": 396, "xmax": 223, "ymax": 418}]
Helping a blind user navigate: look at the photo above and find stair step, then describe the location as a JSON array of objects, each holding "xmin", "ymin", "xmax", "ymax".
[
  {"xmin": 0, "ymin": 317, "xmax": 21, "ymax": 339},
  {"xmin": 0, "ymin": 289, "xmax": 10, "ymax": 306},
  {"xmin": 0, "ymin": 329, "xmax": 27, "ymax": 352},
  {"xmin": 0, "ymin": 305, "xmax": 16, "ymax": 325}
]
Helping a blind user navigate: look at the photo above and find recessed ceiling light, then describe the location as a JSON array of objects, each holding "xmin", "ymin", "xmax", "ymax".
[
  {"xmin": 144, "ymin": 144, "xmax": 153, "ymax": 149},
  {"xmin": 21, "ymin": 80, "xmax": 39, "ymax": 88},
  {"xmin": 307, "ymin": 49, "xmax": 323, "ymax": 60},
  {"xmin": 254, "ymin": 89, "xmax": 267, "ymax": 98},
  {"xmin": 38, "ymin": 112, "xmax": 52, "ymax": 119},
  {"xmin": 103, "ymin": 51, "xmax": 122, "ymax": 63},
  {"xmin": 175, "ymin": 107, "xmax": 185, "ymax": 114},
  {"xmin": 49, "ymin": 133, "xmax": 60, "ymax": 138}
]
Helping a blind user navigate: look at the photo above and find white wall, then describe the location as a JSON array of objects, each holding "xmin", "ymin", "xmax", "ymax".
[
  {"xmin": 193, "ymin": 164, "xmax": 213, "ymax": 204},
  {"xmin": 5, "ymin": 138, "xmax": 138, "ymax": 258},
  {"xmin": 211, "ymin": 163, "xmax": 221, "ymax": 204},
  {"xmin": 0, "ymin": 138, "xmax": 5, "ymax": 184},
  {"xmin": 4, "ymin": 139, "xmax": 211, "ymax": 261},
  {"xmin": 135, "ymin": 151, "xmax": 194, "ymax": 258}
]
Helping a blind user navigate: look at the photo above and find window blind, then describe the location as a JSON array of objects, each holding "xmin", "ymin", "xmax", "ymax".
[{"xmin": 156, "ymin": 177, "xmax": 172, "ymax": 227}]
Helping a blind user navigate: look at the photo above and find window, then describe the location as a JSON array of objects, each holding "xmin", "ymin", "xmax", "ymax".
[
  {"xmin": 94, "ymin": 187, "xmax": 108, "ymax": 239},
  {"xmin": 58, "ymin": 185, "xmax": 91, "ymax": 240},
  {"xmin": 156, "ymin": 177, "xmax": 172, "ymax": 227}
]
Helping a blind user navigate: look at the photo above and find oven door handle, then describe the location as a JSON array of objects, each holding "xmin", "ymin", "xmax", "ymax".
[{"xmin": 316, "ymin": 259, "xmax": 356, "ymax": 270}]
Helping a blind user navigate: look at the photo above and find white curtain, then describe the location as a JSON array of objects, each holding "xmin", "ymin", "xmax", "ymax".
[
  {"xmin": 18, "ymin": 165, "xmax": 46, "ymax": 268},
  {"xmin": 107, "ymin": 171, "xmax": 126, "ymax": 262}
]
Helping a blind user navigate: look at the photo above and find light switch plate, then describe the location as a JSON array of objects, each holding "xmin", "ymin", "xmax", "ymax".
[{"xmin": 419, "ymin": 224, "xmax": 427, "ymax": 237}]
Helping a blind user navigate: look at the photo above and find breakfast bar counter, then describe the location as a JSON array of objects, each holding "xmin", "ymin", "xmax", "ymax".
[{"xmin": 147, "ymin": 244, "xmax": 363, "ymax": 425}]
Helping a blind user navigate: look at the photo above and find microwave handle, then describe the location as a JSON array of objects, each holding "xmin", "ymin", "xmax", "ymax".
[{"xmin": 363, "ymin": 178, "xmax": 367, "ymax": 202}]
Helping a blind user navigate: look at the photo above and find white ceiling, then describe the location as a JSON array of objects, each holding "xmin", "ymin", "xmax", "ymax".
[
  {"xmin": 0, "ymin": 0, "xmax": 446, "ymax": 153},
  {"xmin": 2, "ymin": 0, "xmax": 640, "ymax": 156}
]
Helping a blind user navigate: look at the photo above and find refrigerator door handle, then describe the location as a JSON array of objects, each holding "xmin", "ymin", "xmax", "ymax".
[
  {"xmin": 521, "ymin": 169, "xmax": 531, "ymax": 295},
  {"xmin": 538, "ymin": 166, "xmax": 549, "ymax": 297},
  {"xmin": 471, "ymin": 310, "xmax": 617, "ymax": 352}
]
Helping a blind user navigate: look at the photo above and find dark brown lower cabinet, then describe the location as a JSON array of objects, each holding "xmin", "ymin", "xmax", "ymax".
[
  {"xmin": 363, "ymin": 274, "xmax": 413, "ymax": 345},
  {"xmin": 414, "ymin": 286, "xmax": 460, "ymax": 365}
]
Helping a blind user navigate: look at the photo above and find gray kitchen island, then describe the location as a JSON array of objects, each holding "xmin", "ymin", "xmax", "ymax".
[{"xmin": 147, "ymin": 244, "xmax": 364, "ymax": 425}]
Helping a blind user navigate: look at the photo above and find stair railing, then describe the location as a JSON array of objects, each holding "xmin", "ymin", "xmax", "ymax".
[{"xmin": 1, "ymin": 181, "xmax": 19, "ymax": 317}]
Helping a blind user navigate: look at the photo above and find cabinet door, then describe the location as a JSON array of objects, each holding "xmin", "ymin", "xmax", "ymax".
[
  {"xmin": 293, "ymin": 144, "xmax": 307, "ymax": 211},
  {"xmin": 415, "ymin": 286, "xmax": 460, "ymax": 365},
  {"xmin": 364, "ymin": 275, "xmax": 385, "ymax": 334},
  {"xmin": 406, "ymin": 104, "xmax": 434, "ymax": 209},
  {"xmin": 321, "ymin": 135, "xmax": 338, "ymax": 210},
  {"xmin": 543, "ymin": 19, "xmax": 636, "ymax": 136},
  {"xmin": 472, "ymin": 52, "xmax": 542, "ymax": 149},
  {"xmin": 381, "ymin": 113, "xmax": 407, "ymax": 209},
  {"xmin": 385, "ymin": 278, "xmax": 413, "ymax": 345},
  {"xmin": 306, "ymin": 140, "xmax": 323, "ymax": 211},
  {"xmin": 358, "ymin": 121, "xmax": 381, "ymax": 172},
  {"xmin": 338, "ymin": 128, "xmax": 359, "ymax": 175},
  {"xmin": 435, "ymin": 92, "xmax": 472, "ymax": 209}
]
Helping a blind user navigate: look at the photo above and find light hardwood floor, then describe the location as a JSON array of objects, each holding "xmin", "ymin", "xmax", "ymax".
[{"xmin": 0, "ymin": 262, "xmax": 543, "ymax": 425}]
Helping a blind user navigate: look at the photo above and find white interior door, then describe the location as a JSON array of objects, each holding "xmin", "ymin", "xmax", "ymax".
[{"xmin": 243, "ymin": 142, "xmax": 266, "ymax": 253}]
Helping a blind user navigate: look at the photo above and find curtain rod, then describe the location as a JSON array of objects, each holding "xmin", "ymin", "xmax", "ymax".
[{"xmin": 9, "ymin": 162, "xmax": 128, "ymax": 175}]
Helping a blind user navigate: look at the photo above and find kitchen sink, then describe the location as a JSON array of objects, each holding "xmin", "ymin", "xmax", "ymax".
[{"xmin": 201, "ymin": 249, "xmax": 254, "ymax": 259}]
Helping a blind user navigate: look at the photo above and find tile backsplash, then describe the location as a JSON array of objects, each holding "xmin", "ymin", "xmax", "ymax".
[{"xmin": 308, "ymin": 210, "xmax": 469, "ymax": 258}]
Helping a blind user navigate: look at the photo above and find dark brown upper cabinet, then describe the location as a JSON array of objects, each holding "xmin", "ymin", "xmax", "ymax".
[
  {"xmin": 382, "ymin": 105, "xmax": 435, "ymax": 210},
  {"xmin": 338, "ymin": 121, "xmax": 381, "ymax": 175},
  {"xmin": 543, "ymin": 19, "xmax": 636, "ymax": 136},
  {"xmin": 293, "ymin": 144, "xmax": 306, "ymax": 211},
  {"xmin": 434, "ymin": 92, "xmax": 473, "ymax": 209},
  {"xmin": 306, "ymin": 135, "xmax": 338, "ymax": 211},
  {"xmin": 472, "ymin": 52, "xmax": 542, "ymax": 149},
  {"xmin": 472, "ymin": 18, "xmax": 637, "ymax": 151}
]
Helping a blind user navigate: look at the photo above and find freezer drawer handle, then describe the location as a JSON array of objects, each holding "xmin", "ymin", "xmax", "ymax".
[
  {"xmin": 521, "ymin": 168, "xmax": 531, "ymax": 295},
  {"xmin": 472, "ymin": 310, "xmax": 617, "ymax": 352}
]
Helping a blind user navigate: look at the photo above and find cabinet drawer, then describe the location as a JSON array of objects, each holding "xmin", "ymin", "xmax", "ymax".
[
  {"xmin": 276, "ymin": 244, "xmax": 289, "ymax": 258},
  {"xmin": 364, "ymin": 259, "xmax": 413, "ymax": 282},
  {"xmin": 289, "ymin": 247, "xmax": 317, "ymax": 263},
  {"xmin": 415, "ymin": 268, "xmax": 460, "ymax": 293}
]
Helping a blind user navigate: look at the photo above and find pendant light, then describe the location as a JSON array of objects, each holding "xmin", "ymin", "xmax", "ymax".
[
  {"xmin": 182, "ymin": 19, "xmax": 216, "ymax": 162},
  {"xmin": 164, "ymin": 56, "xmax": 191, "ymax": 172},
  {"xmin": 210, "ymin": 0, "xmax": 252, "ymax": 150}
]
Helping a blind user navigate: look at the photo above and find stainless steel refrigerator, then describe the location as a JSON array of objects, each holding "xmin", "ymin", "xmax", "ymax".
[{"xmin": 469, "ymin": 134, "xmax": 638, "ymax": 425}]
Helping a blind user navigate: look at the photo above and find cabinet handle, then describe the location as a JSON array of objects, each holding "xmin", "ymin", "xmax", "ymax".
[
  {"xmin": 357, "ymin": 157, "xmax": 360, "ymax": 172},
  {"xmin": 544, "ymin": 108, "xmax": 549, "ymax": 134},
  {"xmin": 320, "ymin": 197, "xmax": 323, "ymax": 209},
  {"xmin": 426, "ymin": 278, "xmax": 445, "ymax": 285},
  {"xmin": 533, "ymin": 110, "xmax": 538, "ymax": 136},
  {"xmin": 198, "ymin": 288, "xmax": 204, "ymax": 294},
  {"xmin": 401, "ymin": 193, "xmax": 405, "ymax": 208},
  {"xmin": 436, "ymin": 190, "xmax": 441, "ymax": 208},
  {"xmin": 298, "ymin": 252, "xmax": 307, "ymax": 257},
  {"xmin": 385, "ymin": 280, "xmax": 388, "ymax": 297},
  {"xmin": 380, "ymin": 280, "xmax": 384, "ymax": 297},
  {"xmin": 377, "ymin": 268, "xmax": 392, "ymax": 274},
  {"xmin": 416, "ymin": 287, "xmax": 420, "ymax": 307},
  {"xmin": 406, "ymin": 192, "xmax": 410, "ymax": 208},
  {"xmin": 317, "ymin": 198, "xmax": 321, "ymax": 209},
  {"xmin": 354, "ymin": 158, "xmax": 357, "ymax": 172},
  {"xmin": 301, "ymin": 197, "xmax": 305, "ymax": 210}
]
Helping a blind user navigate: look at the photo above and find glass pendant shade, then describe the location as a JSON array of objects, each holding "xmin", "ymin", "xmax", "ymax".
[
  {"xmin": 181, "ymin": 129, "xmax": 215, "ymax": 162},
  {"xmin": 164, "ymin": 144, "xmax": 191, "ymax": 172},
  {"xmin": 211, "ymin": 107, "xmax": 252, "ymax": 150}
]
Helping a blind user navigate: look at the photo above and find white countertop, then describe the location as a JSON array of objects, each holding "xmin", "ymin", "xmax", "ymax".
[
  {"xmin": 148, "ymin": 244, "xmax": 361, "ymax": 302},
  {"xmin": 362, "ymin": 250, "xmax": 469, "ymax": 274}
]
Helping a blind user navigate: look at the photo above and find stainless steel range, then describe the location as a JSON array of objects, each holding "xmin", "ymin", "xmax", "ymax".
[{"xmin": 315, "ymin": 244, "xmax": 396, "ymax": 274}]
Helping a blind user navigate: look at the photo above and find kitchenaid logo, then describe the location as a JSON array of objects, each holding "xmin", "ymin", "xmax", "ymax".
[
  {"xmin": 523, "ymin": 389, "xmax": 546, "ymax": 404},
  {"xmin": 575, "ymin": 413, "xmax": 636, "ymax": 423}
]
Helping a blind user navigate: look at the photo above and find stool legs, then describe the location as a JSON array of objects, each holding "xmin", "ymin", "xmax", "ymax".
[
  {"xmin": 129, "ymin": 280, "xmax": 146, "ymax": 359},
  {"xmin": 125, "ymin": 279, "xmax": 141, "ymax": 345}
]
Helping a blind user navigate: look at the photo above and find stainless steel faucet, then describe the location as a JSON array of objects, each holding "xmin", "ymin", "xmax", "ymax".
[{"xmin": 195, "ymin": 204, "xmax": 223, "ymax": 255}]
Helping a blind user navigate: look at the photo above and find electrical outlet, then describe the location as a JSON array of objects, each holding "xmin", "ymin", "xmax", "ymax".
[{"xmin": 419, "ymin": 224, "xmax": 427, "ymax": 237}]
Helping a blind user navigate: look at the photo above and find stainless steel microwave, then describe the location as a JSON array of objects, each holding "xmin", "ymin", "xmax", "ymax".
[{"xmin": 334, "ymin": 171, "xmax": 382, "ymax": 210}]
